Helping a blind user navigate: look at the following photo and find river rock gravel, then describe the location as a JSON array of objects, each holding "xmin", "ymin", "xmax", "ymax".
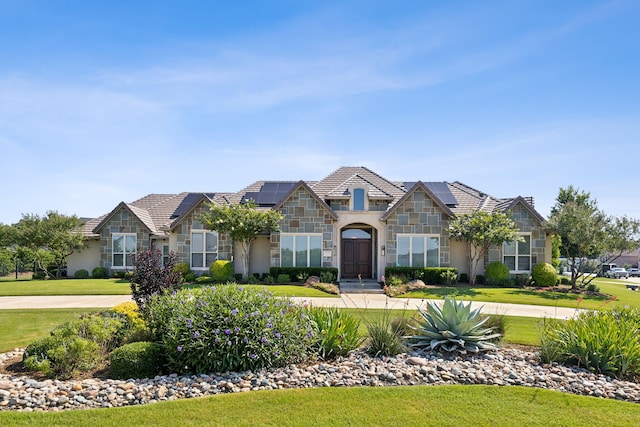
[{"xmin": 1, "ymin": 347, "xmax": 638, "ymax": 412}]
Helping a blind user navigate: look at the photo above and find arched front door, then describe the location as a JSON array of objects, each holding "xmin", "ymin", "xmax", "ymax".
[{"xmin": 341, "ymin": 227, "xmax": 372, "ymax": 279}]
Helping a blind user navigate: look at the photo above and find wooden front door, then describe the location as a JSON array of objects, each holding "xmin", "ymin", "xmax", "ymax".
[{"xmin": 341, "ymin": 239, "xmax": 372, "ymax": 279}]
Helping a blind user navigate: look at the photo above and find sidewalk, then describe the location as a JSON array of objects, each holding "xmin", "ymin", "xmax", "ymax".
[{"xmin": 0, "ymin": 294, "xmax": 581, "ymax": 319}]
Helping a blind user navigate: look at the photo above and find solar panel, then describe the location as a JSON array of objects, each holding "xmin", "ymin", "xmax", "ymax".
[
  {"xmin": 172, "ymin": 193, "xmax": 212, "ymax": 218},
  {"xmin": 242, "ymin": 182, "xmax": 298, "ymax": 206},
  {"xmin": 424, "ymin": 182, "xmax": 458, "ymax": 206}
]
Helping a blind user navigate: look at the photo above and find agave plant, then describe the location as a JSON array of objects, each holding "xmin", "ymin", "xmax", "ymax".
[{"xmin": 406, "ymin": 296, "xmax": 501, "ymax": 353}]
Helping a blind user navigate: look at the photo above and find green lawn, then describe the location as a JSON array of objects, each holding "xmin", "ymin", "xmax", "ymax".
[
  {"xmin": 0, "ymin": 279, "xmax": 131, "ymax": 296},
  {"xmin": 0, "ymin": 279, "xmax": 337, "ymax": 298},
  {"xmin": 1, "ymin": 385, "xmax": 638, "ymax": 426},
  {"xmin": 0, "ymin": 308, "xmax": 99, "ymax": 352},
  {"xmin": 401, "ymin": 278, "xmax": 640, "ymax": 310}
]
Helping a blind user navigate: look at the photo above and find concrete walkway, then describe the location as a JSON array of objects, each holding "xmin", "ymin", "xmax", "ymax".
[{"xmin": 0, "ymin": 294, "xmax": 581, "ymax": 319}]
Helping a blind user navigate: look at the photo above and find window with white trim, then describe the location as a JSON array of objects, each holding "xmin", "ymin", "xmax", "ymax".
[
  {"xmin": 280, "ymin": 234, "xmax": 322, "ymax": 267},
  {"xmin": 112, "ymin": 233, "xmax": 136, "ymax": 268},
  {"xmin": 191, "ymin": 221, "xmax": 218, "ymax": 269},
  {"xmin": 503, "ymin": 234, "xmax": 531, "ymax": 272},
  {"xmin": 397, "ymin": 234, "xmax": 439, "ymax": 267}
]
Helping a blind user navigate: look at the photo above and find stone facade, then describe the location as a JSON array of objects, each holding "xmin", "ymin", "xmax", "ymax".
[
  {"xmin": 174, "ymin": 203, "xmax": 233, "ymax": 267},
  {"xmin": 98, "ymin": 209, "xmax": 151, "ymax": 272},
  {"xmin": 383, "ymin": 188, "xmax": 451, "ymax": 267},
  {"xmin": 271, "ymin": 187, "xmax": 335, "ymax": 267},
  {"xmin": 487, "ymin": 203, "xmax": 547, "ymax": 268}
]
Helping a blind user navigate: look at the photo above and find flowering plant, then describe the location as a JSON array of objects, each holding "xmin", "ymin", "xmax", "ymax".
[{"xmin": 146, "ymin": 285, "xmax": 315, "ymax": 374}]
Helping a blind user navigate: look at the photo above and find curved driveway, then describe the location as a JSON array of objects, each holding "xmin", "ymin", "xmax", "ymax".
[{"xmin": 0, "ymin": 293, "xmax": 582, "ymax": 319}]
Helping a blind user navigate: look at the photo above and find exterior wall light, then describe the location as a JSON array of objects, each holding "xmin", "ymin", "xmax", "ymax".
[{"xmin": 381, "ymin": 245, "xmax": 385, "ymax": 256}]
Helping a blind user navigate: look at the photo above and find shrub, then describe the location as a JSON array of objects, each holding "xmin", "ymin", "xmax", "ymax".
[
  {"xmin": 184, "ymin": 272, "xmax": 196, "ymax": 283},
  {"xmin": 560, "ymin": 277, "xmax": 571, "ymax": 286},
  {"xmin": 296, "ymin": 271, "xmax": 310, "ymax": 282},
  {"xmin": 586, "ymin": 282, "xmax": 600, "ymax": 293},
  {"xmin": 234, "ymin": 273, "xmax": 243, "ymax": 282},
  {"xmin": 384, "ymin": 267, "xmax": 458, "ymax": 285},
  {"xmin": 540, "ymin": 308, "xmax": 640, "ymax": 378},
  {"xmin": 23, "ymin": 313, "xmax": 126, "ymax": 378},
  {"xmin": 441, "ymin": 270, "xmax": 458, "ymax": 286},
  {"xmin": 306, "ymin": 281, "xmax": 339, "ymax": 295},
  {"xmin": 276, "ymin": 274, "xmax": 291, "ymax": 283},
  {"xmin": 365, "ymin": 311, "xmax": 408, "ymax": 357},
  {"xmin": 109, "ymin": 341, "xmax": 165, "ymax": 379},
  {"xmin": 532, "ymin": 263, "xmax": 557, "ymax": 288},
  {"xmin": 319, "ymin": 270, "xmax": 336, "ymax": 283},
  {"xmin": 459, "ymin": 273, "xmax": 469, "ymax": 283},
  {"xmin": 32, "ymin": 271, "xmax": 48, "ymax": 280},
  {"xmin": 92, "ymin": 267, "xmax": 109, "ymax": 279},
  {"xmin": 475, "ymin": 275, "xmax": 485, "ymax": 285},
  {"xmin": 386, "ymin": 275, "xmax": 406, "ymax": 286},
  {"xmin": 145, "ymin": 286, "xmax": 315, "ymax": 374},
  {"xmin": 110, "ymin": 302, "xmax": 151, "ymax": 343},
  {"xmin": 263, "ymin": 275, "xmax": 275, "ymax": 285},
  {"xmin": 74, "ymin": 269, "xmax": 89, "ymax": 279},
  {"xmin": 406, "ymin": 296, "xmax": 500, "ymax": 353},
  {"xmin": 269, "ymin": 267, "xmax": 339, "ymax": 283},
  {"xmin": 130, "ymin": 247, "xmax": 182, "ymax": 316},
  {"xmin": 174, "ymin": 263, "xmax": 191, "ymax": 278},
  {"xmin": 485, "ymin": 262, "xmax": 510, "ymax": 285},
  {"xmin": 246, "ymin": 274, "xmax": 259, "ymax": 284},
  {"xmin": 195, "ymin": 275, "xmax": 214, "ymax": 284},
  {"xmin": 209, "ymin": 260, "xmax": 233, "ymax": 282},
  {"xmin": 307, "ymin": 306, "xmax": 364, "ymax": 359}
]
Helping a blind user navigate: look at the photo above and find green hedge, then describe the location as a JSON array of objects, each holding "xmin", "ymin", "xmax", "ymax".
[
  {"xmin": 269, "ymin": 267, "xmax": 338, "ymax": 283},
  {"xmin": 384, "ymin": 267, "xmax": 458, "ymax": 285},
  {"xmin": 109, "ymin": 341, "xmax": 165, "ymax": 380}
]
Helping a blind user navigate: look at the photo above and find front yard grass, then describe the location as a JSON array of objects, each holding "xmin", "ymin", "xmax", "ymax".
[
  {"xmin": 400, "ymin": 278, "xmax": 640, "ymax": 310},
  {"xmin": 0, "ymin": 279, "xmax": 338, "ymax": 298},
  {"xmin": 0, "ymin": 308, "xmax": 99, "ymax": 352},
  {"xmin": 1, "ymin": 385, "xmax": 638, "ymax": 426},
  {"xmin": 0, "ymin": 279, "xmax": 131, "ymax": 296}
]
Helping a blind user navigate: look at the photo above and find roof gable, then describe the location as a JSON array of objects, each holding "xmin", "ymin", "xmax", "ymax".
[
  {"xmin": 274, "ymin": 181, "xmax": 339, "ymax": 220},
  {"xmin": 381, "ymin": 181, "xmax": 455, "ymax": 220},
  {"xmin": 92, "ymin": 202, "xmax": 154, "ymax": 234},
  {"xmin": 326, "ymin": 173, "xmax": 393, "ymax": 199}
]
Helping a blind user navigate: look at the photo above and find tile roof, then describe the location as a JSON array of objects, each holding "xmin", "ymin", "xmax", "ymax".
[
  {"xmin": 311, "ymin": 166, "xmax": 405, "ymax": 205},
  {"xmin": 80, "ymin": 166, "xmax": 544, "ymax": 237}
]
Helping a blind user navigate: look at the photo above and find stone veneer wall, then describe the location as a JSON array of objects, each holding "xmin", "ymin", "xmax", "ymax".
[
  {"xmin": 99, "ymin": 209, "xmax": 151, "ymax": 272},
  {"xmin": 174, "ymin": 203, "xmax": 233, "ymax": 266},
  {"xmin": 486, "ymin": 204, "xmax": 547, "ymax": 268},
  {"xmin": 384, "ymin": 188, "xmax": 450, "ymax": 267},
  {"xmin": 271, "ymin": 188, "xmax": 335, "ymax": 268}
]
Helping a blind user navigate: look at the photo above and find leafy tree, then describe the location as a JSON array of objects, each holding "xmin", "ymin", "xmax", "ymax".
[
  {"xmin": 197, "ymin": 200, "xmax": 284, "ymax": 278},
  {"xmin": 447, "ymin": 210, "xmax": 521, "ymax": 285},
  {"xmin": 12, "ymin": 212, "xmax": 86, "ymax": 278},
  {"xmin": 130, "ymin": 247, "xmax": 182, "ymax": 316},
  {"xmin": 548, "ymin": 186, "xmax": 640, "ymax": 289}
]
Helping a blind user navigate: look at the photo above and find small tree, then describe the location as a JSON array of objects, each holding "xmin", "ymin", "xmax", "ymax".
[
  {"xmin": 447, "ymin": 210, "xmax": 521, "ymax": 285},
  {"xmin": 197, "ymin": 200, "xmax": 284, "ymax": 278},
  {"xmin": 548, "ymin": 186, "xmax": 640, "ymax": 289},
  {"xmin": 130, "ymin": 247, "xmax": 181, "ymax": 316},
  {"xmin": 12, "ymin": 212, "xmax": 85, "ymax": 278}
]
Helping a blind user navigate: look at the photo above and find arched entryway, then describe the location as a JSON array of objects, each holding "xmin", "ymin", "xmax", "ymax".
[{"xmin": 341, "ymin": 225, "xmax": 374, "ymax": 279}]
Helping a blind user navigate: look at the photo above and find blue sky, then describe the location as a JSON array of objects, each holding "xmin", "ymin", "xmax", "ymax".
[{"xmin": 1, "ymin": 0, "xmax": 639, "ymax": 224}]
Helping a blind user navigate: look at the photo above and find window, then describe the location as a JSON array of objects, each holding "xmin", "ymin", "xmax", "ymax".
[
  {"xmin": 191, "ymin": 231, "xmax": 218, "ymax": 269},
  {"xmin": 503, "ymin": 234, "xmax": 531, "ymax": 272},
  {"xmin": 112, "ymin": 233, "xmax": 136, "ymax": 268},
  {"xmin": 353, "ymin": 188, "xmax": 365, "ymax": 211},
  {"xmin": 162, "ymin": 244, "xmax": 170, "ymax": 267},
  {"xmin": 280, "ymin": 234, "xmax": 322, "ymax": 267},
  {"xmin": 397, "ymin": 234, "xmax": 439, "ymax": 267}
]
